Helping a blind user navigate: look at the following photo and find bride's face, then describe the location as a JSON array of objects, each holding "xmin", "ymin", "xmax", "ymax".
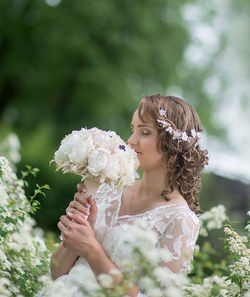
[{"xmin": 128, "ymin": 110, "xmax": 163, "ymax": 171}]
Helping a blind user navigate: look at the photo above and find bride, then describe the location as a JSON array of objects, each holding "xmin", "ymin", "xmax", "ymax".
[{"xmin": 50, "ymin": 94, "xmax": 209, "ymax": 296}]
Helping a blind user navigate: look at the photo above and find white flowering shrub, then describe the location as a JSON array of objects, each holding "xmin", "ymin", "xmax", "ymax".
[
  {"xmin": 0, "ymin": 153, "xmax": 249, "ymax": 297},
  {"xmin": 186, "ymin": 211, "xmax": 250, "ymax": 297},
  {"xmin": 0, "ymin": 157, "xmax": 52, "ymax": 297},
  {"xmin": 0, "ymin": 133, "xmax": 21, "ymax": 171},
  {"xmin": 199, "ymin": 205, "xmax": 227, "ymax": 237},
  {"xmin": 120, "ymin": 219, "xmax": 188, "ymax": 297}
]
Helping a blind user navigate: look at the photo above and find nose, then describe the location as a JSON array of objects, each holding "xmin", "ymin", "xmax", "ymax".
[{"xmin": 128, "ymin": 132, "xmax": 138, "ymax": 147}]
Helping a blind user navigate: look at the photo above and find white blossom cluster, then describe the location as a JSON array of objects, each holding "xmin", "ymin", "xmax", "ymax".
[
  {"xmin": 36, "ymin": 278, "xmax": 73, "ymax": 297},
  {"xmin": 224, "ymin": 225, "xmax": 250, "ymax": 296},
  {"xmin": 121, "ymin": 219, "xmax": 188, "ymax": 297},
  {"xmin": 0, "ymin": 133, "xmax": 21, "ymax": 166},
  {"xmin": 52, "ymin": 127, "xmax": 139, "ymax": 189},
  {"xmin": 224, "ymin": 227, "xmax": 249, "ymax": 257},
  {"xmin": 184, "ymin": 275, "xmax": 230, "ymax": 297},
  {"xmin": 199, "ymin": 205, "xmax": 227, "ymax": 236},
  {"xmin": 0, "ymin": 157, "xmax": 51, "ymax": 297}
]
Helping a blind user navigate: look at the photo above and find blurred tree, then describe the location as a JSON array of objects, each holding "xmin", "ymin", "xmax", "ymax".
[{"xmin": 0, "ymin": 0, "xmax": 225, "ymax": 230}]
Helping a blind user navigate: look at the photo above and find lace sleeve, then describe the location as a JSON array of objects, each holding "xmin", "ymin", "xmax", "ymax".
[{"xmin": 158, "ymin": 208, "xmax": 200, "ymax": 274}]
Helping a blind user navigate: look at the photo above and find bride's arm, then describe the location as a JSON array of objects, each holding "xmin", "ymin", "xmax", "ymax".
[
  {"xmin": 50, "ymin": 243, "xmax": 79, "ymax": 280},
  {"xmin": 86, "ymin": 243, "xmax": 139, "ymax": 297},
  {"xmin": 59, "ymin": 212, "xmax": 140, "ymax": 297},
  {"xmin": 50, "ymin": 183, "xmax": 98, "ymax": 280}
]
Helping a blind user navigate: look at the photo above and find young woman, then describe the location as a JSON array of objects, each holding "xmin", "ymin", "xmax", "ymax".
[{"xmin": 50, "ymin": 94, "xmax": 209, "ymax": 296}]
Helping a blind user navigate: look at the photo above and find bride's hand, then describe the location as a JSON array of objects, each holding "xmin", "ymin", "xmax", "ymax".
[
  {"xmin": 58, "ymin": 213, "xmax": 100, "ymax": 260},
  {"xmin": 65, "ymin": 183, "xmax": 98, "ymax": 229}
]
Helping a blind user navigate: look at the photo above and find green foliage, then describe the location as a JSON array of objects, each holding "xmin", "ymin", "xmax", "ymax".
[
  {"xmin": 0, "ymin": 0, "xmax": 225, "ymax": 230},
  {"xmin": 189, "ymin": 240, "xmax": 229, "ymax": 283},
  {"xmin": 0, "ymin": 157, "xmax": 56, "ymax": 297}
]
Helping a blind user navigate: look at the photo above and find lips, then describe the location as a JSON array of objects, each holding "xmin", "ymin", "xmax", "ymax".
[{"xmin": 135, "ymin": 151, "xmax": 142, "ymax": 154}]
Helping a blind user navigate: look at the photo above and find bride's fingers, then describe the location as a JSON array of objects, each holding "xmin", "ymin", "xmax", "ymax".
[
  {"xmin": 69, "ymin": 200, "xmax": 88, "ymax": 213},
  {"xmin": 87, "ymin": 196, "xmax": 97, "ymax": 217},
  {"xmin": 58, "ymin": 215, "xmax": 70, "ymax": 232},
  {"xmin": 77, "ymin": 183, "xmax": 86, "ymax": 193},
  {"xmin": 67, "ymin": 213, "xmax": 87, "ymax": 225},
  {"xmin": 74, "ymin": 192, "xmax": 90, "ymax": 207},
  {"xmin": 66, "ymin": 207, "xmax": 89, "ymax": 216},
  {"xmin": 74, "ymin": 192, "xmax": 92, "ymax": 207}
]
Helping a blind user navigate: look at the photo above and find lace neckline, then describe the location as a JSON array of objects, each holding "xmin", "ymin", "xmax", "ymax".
[{"xmin": 117, "ymin": 197, "xmax": 190, "ymax": 219}]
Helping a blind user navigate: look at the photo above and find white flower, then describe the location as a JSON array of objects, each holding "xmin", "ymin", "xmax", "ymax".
[
  {"xmin": 40, "ymin": 281, "xmax": 73, "ymax": 297},
  {"xmin": 194, "ymin": 244, "xmax": 200, "ymax": 253},
  {"xmin": 109, "ymin": 269, "xmax": 121, "ymax": 276},
  {"xmin": 181, "ymin": 132, "xmax": 188, "ymax": 141},
  {"xmin": 134, "ymin": 218, "xmax": 148, "ymax": 229},
  {"xmin": 244, "ymin": 290, "xmax": 250, "ymax": 297},
  {"xmin": 0, "ymin": 277, "xmax": 11, "ymax": 296},
  {"xmin": 147, "ymin": 288, "xmax": 163, "ymax": 297},
  {"xmin": 173, "ymin": 131, "xmax": 182, "ymax": 140},
  {"xmin": 191, "ymin": 129, "xmax": 197, "ymax": 138},
  {"xmin": 159, "ymin": 109, "xmax": 167, "ymax": 118},
  {"xmin": 138, "ymin": 276, "xmax": 155, "ymax": 291},
  {"xmin": 153, "ymin": 267, "xmax": 171, "ymax": 283},
  {"xmin": 159, "ymin": 249, "xmax": 172, "ymax": 262},
  {"xmin": 156, "ymin": 119, "xmax": 168, "ymax": 127},
  {"xmin": 199, "ymin": 205, "xmax": 226, "ymax": 233},
  {"xmin": 98, "ymin": 273, "xmax": 114, "ymax": 289},
  {"xmin": 227, "ymin": 283, "xmax": 240, "ymax": 296},
  {"xmin": 165, "ymin": 126, "xmax": 173, "ymax": 134},
  {"xmin": 165, "ymin": 286, "xmax": 183, "ymax": 297},
  {"xmin": 199, "ymin": 227, "xmax": 208, "ymax": 237},
  {"xmin": 87, "ymin": 148, "xmax": 111, "ymax": 175},
  {"xmin": 196, "ymin": 132, "xmax": 203, "ymax": 138}
]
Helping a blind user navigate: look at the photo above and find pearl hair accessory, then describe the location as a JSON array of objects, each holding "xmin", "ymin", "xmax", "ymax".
[{"xmin": 157, "ymin": 109, "xmax": 203, "ymax": 143}]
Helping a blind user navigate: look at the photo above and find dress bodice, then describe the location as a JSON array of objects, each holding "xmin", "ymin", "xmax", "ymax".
[{"xmin": 55, "ymin": 183, "xmax": 200, "ymax": 297}]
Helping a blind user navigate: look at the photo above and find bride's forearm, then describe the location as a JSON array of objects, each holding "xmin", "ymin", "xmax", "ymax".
[
  {"xmin": 50, "ymin": 242, "xmax": 79, "ymax": 280},
  {"xmin": 86, "ymin": 243, "xmax": 139, "ymax": 297}
]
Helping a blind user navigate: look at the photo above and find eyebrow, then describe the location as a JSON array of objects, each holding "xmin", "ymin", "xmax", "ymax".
[{"xmin": 130, "ymin": 123, "xmax": 153, "ymax": 128}]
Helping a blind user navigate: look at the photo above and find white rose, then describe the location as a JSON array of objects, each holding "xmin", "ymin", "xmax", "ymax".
[{"xmin": 87, "ymin": 148, "xmax": 111, "ymax": 176}]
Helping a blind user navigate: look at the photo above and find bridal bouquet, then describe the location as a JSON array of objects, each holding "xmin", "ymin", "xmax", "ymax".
[{"xmin": 52, "ymin": 127, "xmax": 139, "ymax": 191}]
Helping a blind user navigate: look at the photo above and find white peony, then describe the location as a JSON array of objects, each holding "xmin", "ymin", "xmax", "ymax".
[{"xmin": 87, "ymin": 148, "xmax": 111, "ymax": 176}]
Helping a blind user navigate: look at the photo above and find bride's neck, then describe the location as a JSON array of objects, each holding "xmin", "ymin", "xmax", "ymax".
[{"xmin": 136, "ymin": 169, "xmax": 169, "ymax": 201}]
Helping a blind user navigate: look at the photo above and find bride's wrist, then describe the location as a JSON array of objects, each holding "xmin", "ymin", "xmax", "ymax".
[{"xmin": 85, "ymin": 241, "xmax": 104, "ymax": 264}]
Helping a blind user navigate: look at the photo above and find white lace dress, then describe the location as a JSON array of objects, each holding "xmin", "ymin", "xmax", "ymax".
[{"xmin": 55, "ymin": 183, "xmax": 200, "ymax": 296}]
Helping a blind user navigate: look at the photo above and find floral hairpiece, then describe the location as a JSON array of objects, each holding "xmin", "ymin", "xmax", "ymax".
[{"xmin": 157, "ymin": 108, "xmax": 203, "ymax": 143}]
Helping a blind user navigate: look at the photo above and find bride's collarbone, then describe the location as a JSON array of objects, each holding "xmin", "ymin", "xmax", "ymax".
[
  {"xmin": 119, "ymin": 193, "xmax": 165, "ymax": 216},
  {"xmin": 119, "ymin": 188, "xmax": 188, "ymax": 216}
]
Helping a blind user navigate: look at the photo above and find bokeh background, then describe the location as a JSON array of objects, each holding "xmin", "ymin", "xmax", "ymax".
[{"xmin": 0, "ymin": 0, "xmax": 249, "ymax": 239}]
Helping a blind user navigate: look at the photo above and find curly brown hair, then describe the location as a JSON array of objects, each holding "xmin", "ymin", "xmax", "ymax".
[{"xmin": 138, "ymin": 94, "xmax": 209, "ymax": 213}]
